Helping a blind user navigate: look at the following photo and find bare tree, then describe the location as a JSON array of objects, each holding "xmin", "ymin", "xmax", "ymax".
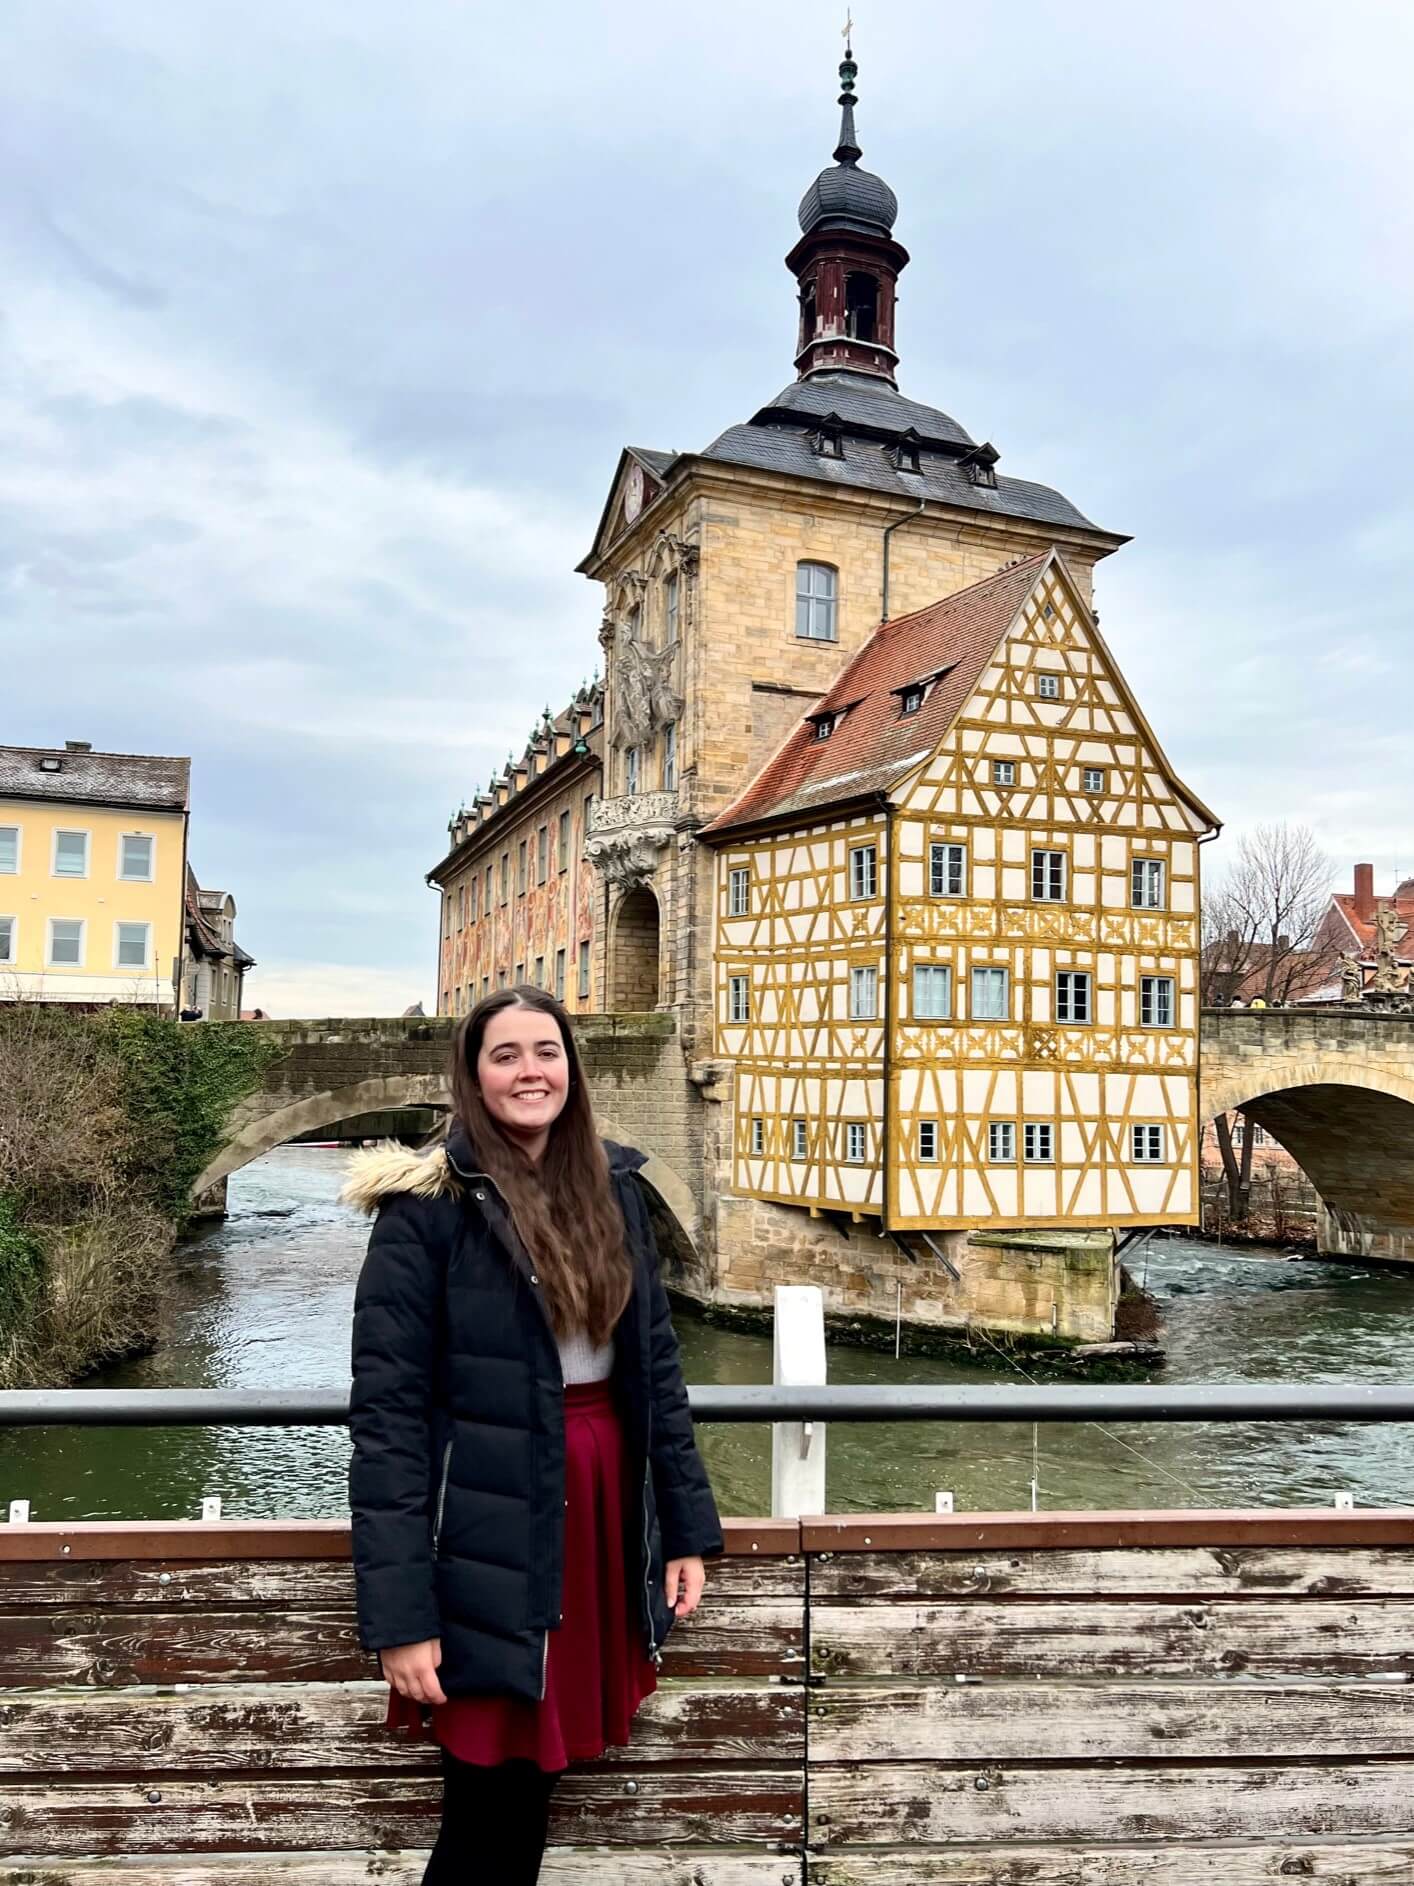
[{"xmin": 1202, "ymin": 823, "xmax": 1329, "ymax": 1220}]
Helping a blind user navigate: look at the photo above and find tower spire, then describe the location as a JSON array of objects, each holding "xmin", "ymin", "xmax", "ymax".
[{"xmin": 834, "ymin": 21, "xmax": 861, "ymax": 165}]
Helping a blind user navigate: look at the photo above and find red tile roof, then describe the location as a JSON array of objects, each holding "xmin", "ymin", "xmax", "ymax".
[
  {"xmin": 704, "ymin": 553, "xmax": 1052, "ymax": 836},
  {"xmin": 1327, "ymin": 889, "xmax": 1414, "ymax": 953}
]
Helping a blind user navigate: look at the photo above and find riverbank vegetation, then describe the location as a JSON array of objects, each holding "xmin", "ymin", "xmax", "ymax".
[{"xmin": 0, "ymin": 1005, "xmax": 282, "ymax": 1388}]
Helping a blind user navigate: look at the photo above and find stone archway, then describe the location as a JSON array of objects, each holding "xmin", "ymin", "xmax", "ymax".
[
  {"xmin": 609, "ymin": 885, "xmax": 661, "ymax": 1011},
  {"xmin": 194, "ymin": 1074, "xmax": 450, "ymax": 1196}
]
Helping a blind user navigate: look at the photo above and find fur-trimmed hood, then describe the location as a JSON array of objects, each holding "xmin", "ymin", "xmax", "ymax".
[{"xmin": 339, "ymin": 1130, "xmax": 647, "ymax": 1218}]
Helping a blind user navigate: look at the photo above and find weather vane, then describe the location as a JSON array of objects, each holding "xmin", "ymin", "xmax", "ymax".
[{"xmin": 842, "ymin": 10, "xmax": 854, "ymax": 49}]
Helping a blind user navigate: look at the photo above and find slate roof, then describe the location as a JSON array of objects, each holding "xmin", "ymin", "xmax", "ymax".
[
  {"xmin": 704, "ymin": 553, "xmax": 1052, "ymax": 835},
  {"xmin": 756, "ymin": 375, "xmax": 976, "ymax": 449},
  {"xmin": 628, "ymin": 446, "xmax": 677, "ymax": 479},
  {"xmin": 0, "ymin": 744, "xmax": 190, "ymax": 812}
]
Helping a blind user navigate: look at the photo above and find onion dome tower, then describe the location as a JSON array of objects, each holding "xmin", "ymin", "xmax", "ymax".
[{"xmin": 788, "ymin": 38, "xmax": 910, "ymax": 385}]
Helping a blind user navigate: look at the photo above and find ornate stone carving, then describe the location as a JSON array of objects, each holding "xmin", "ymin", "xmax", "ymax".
[
  {"xmin": 613, "ymin": 628, "xmax": 682, "ymax": 749},
  {"xmin": 1371, "ymin": 905, "xmax": 1409, "ymax": 993},
  {"xmin": 585, "ymin": 791, "xmax": 679, "ymax": 891},
  {"xmin": 1339, "ymin": 953, "xmax": 1365, "ymax": 1003}
]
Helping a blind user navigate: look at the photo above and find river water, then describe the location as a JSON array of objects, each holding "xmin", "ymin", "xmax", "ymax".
[{"xmin": 5, "ymin": 1145, "xmax": 1413, "ymax": 1523}]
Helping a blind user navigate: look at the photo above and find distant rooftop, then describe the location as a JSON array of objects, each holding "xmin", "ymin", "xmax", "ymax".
[{"xmin": 0, "ymin": 741, "xmax": 190, "ymax": 813}]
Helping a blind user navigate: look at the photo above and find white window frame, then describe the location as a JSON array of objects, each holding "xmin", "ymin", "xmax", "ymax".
[
  {"xmin": 849, "ymin": 845, "xmax": 877, "ymax": 900},
  {"xmin": 849, "ymin": 965, "xmax": 878, "ymax": 1020},
  {"xmin": 114, "ymin": 920, "xmax": 151, "ymax": 971},
  {"xmin": 555, "ymin": 948, "xmax": 566, "ymax": 1001},
  {"xmin": 1132, "ymin": 857, "xmax": 1167, "ymax": 909},
  {"xmin": 665, "ymin": 571, "xmax": 680, "ymax": 642},
  {"xmin": 0, "ymin": 825, "xmax": 21, "ymax": 874},
  {"xmin": 750, "ymin": 1117, "xmax": 765, "ymax": 1156},
  {"xmin": 1082, "ymin": 767, "xmax": 1106, "ymax": 793},
  {"xmin": 971, "ymin": 965, "xmax": 1010, "ymax": 1022},
  {"xmin": 1023, "ymin": 1122, "xmax": 1054, "ymax": 1164},
  {"xmin": 1140, "ymin": 975, "xmax": 1176, "ymax": 1028},
  {"xmin": 845, "ymin": 1122, "xmax": 867, "ymax": 1164},
  {"xmin": 987, "ymin": 1121, "xmax": 1016, "ymax": 1164},
  {"xmin": 991, "ymin": 759, "xmax": 1016, "ymax": 787},
  {"xmin": 795, "ymin": 561, "xmax": 838, "ymax": 642},
  {"xmin": 52, "ymin": 828, "xmax": 90, "ymax": 878},
  {"xmin": 578, "ymin": 940, "xmax": 591, "ymax": 1000},
  {"xmin": 728, "ymin": 867, "xmax": 751, "ymax": 917},
  {"xmin": 929, "ymin": 842, "xmax": 966, "ymax": 897},
  {"xmin": 1055, "ymin": 970, "xmax": 1092, "ymax": 1024},
  {"xmin": 792, "ymin": 1118, "xmax": 808, "ymax": 1160},
  {"xmin": 728, "ymin": 974, "xmax": 750, "ymax": 1024},
  {"xmin": 0, "ymin": 914, "xmax": 15, "ymax": 964},
  {"xmin": 118, "ymin": 832, "xmax": 154, "ymax": 882},
  {"xmin": 918, "ymin": 1119, "xmax": 938, "ymax": 1162},
  {"xmin": 1031, "ymin": 849, "xmax": 1067, "ymax": 902},
  {"xmin": 558, "ymin": 809, "xmax": 571, "ymax": 873},
  {"xmin": 1035, "ymin": 672, "xmax": 1061, "ymax": 701},
  {"xmin": 912, "ymin": 963, "xmax": 952, "ymax": 1020},
  {"xmin": 1131, "ymin": 1123, "xmax": 1166, "ymax": 1163},
  {"xmin": 47, "ymin": 917, "xmax": 85, "ymax": 968},
  {"xmin": 625, "ymin": 746, "xmax": 640, "ymax": 795},
  {"xmin": 663, "ymin": 722, "xmax": 677, "ymax": 792}
]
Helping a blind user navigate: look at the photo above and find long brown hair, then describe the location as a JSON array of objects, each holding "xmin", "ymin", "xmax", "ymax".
[{"xmin": 450, "ymin": 986, "xmax": 632, "ymax": 1344}]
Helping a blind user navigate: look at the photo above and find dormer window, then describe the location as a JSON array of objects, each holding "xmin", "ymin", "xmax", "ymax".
[
  {"xmin": 814, "ymin": 714, "xmax": 835, "ymax": 741},
  {"xmin": 810, "ymin": 415, "xmax": 845, "ymax": 460},
  {"xmin": 39, "ymin": 756, "xmax": 62, "ymax": 772},
  {"xmin": 960, "ymin": 442, "xmax": 1001, "ymax": 489},
  {"xmin": 900, "ymin": 685, "xmax": 924, "ymax": 716},
  {"xmin": 890, "ymin": 429, "xmax": 922, "ymax": 474}
]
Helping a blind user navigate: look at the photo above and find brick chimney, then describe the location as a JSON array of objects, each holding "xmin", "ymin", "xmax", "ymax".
[
  {"xmin": 64, "ymin": 740, "xmax": 92, "ymax": 753},
  {"xmin": 1353, "ymin": 862, "xmax": 1375, "ymax": 923}
]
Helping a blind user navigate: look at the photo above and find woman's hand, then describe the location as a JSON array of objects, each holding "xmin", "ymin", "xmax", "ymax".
[
  {"xmin": 665, "ymin": 1556, "xmax": 706, "ymax": 1620},
  {"xmin": 381, "ymin": 1637, "xmax": 447, "ymax": 1706}
]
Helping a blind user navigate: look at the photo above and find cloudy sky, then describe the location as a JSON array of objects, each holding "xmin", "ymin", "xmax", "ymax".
[{"xmin": 4, "ymin": 1, "xmax": 1411, "ymax": 1014}]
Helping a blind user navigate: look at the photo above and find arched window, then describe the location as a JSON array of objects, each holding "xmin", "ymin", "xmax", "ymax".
[
  {"xmin": 798, "ymin": 282, "xmax": 817, "ymax": 350},
  {"xmin": 795, "ymin": 561, "xmax": 838, "ymax": 642},
  {"xmin": 844, "ymin": 272, "xmax": 878, "ymax": 342}
]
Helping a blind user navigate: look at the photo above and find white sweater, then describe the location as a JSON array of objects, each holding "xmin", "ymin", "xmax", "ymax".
[{"xmin": 556, "ymin": 1326, "xmax": 614, "ymax": 1384}]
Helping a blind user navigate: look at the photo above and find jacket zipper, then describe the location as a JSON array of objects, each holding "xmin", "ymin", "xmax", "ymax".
[
  {"xmin": 642, "ymin": 1412, "xmax": 660, "ymax": 1664},
  {"xmin": 432, "ymin": 1439, "xmax": 453, "ymax": 1553}
]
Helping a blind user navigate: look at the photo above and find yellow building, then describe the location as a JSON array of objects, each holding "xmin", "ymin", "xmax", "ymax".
[
  {"xmin": 0, "ymin": 741, "xmax": 190, "ymax": 1010},
  {"xmin": 705, "ymin": 552, "xmax": 1219, "ymax": 1233}
]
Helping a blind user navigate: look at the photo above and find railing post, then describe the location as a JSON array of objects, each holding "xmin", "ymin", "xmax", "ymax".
[{"xmin": 771, "ymin": 1284, "xmax": 826, "ymax": 1518}]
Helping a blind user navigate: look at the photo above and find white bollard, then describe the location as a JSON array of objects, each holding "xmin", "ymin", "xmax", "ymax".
[{"xmin": 771, "ymin": 1284, "xmax": 826, "ymax": 1519}]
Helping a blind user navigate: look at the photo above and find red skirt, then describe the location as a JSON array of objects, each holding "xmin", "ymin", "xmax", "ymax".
[{"xmin": 386, "ymin": 1379, "xmax": 658, "ymax": 1772}]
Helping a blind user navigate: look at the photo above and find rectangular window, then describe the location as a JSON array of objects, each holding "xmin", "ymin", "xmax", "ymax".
[
  {"xmin": 48, "ymin": 918, "xmax": 83, "ymax": 967},
  {"xmin": 458, "ymin": 885, "xmax": 467, "ymax": 929},
  {"xmin": 1082, "ymin": 767, "xmax": 1106, "ymax": 793},
  {"xmin": 728, "ymin": 866, "xmax": 750, "ymax": 916},
  {"xmin": 555, "ymin": 949, "xmax": 566, "ymax": 1001},
  {"xmin": 0, "ymin": 916, "xmax": 14, "ymax": 964},
  {"xmin": 1036, "ymin": 672, "xmax": 1061, "ymax": 700},
  {"xmin": 1031, "ymin": 849, "xmax": 1066, "ymax": 901},
  {"xmin": 0, "ymin": 826, "xmax": 17, "ymax": 873},
  {"xmin": 500, "ymin": 854, "xmax": 509, "ymax": 902},
  {"xmin": 665, "ymin": 572, "xmax": 680, "ymax": 641},
  {"xmin": 53, "ymin": 829, "xmax": 88, "ymax": 877},
  {"xmin": 988, "ymin": 1121, "xmax": 1015, "ymax": 1163},
  {"xmin": 795, "ymin": 560, "xmax": 838, "ymax": 641},
  {"xmin": 485, "ymin": 865, "xmax": 494, "ymax": 911},
  {"xmin": 663, "ymin": 722, "xmax": 677, "ymax": 791},
  {"xmin": 728, "ymin": 974, "xmax": 750, "ymax": 1023},
  {"xmin": 498, "ymin": 969, "xmax": 509, "ymax": 989},
  {"xmin": 900, "ymin": 684, "xmax": 923, "ymax": 716},
  {"xmin": 1055, "ymin": 970, "xmax": 1092, "ymax": 1023},
  {"xmin": 514, "ymin": 961, "xmax": 525, "ymax": 986},
  {"xmin": 534, "ymin": 955, "xmax": 545, "ymax": 988},
  {"xmin": 537, "ymin": 826, "xmax": 548, "ymax": 884},
  {"xmin": 482, "ymin": 976, "xmax": 491, "ymax": 999},
  {"xmin": 912, "ymin": 964, "xmax": 952, "ymax": 1020},
  {"xmin": 1140, "ymin": 975, "xmax": 1175, "ymax": 1027},
  {"xmin": 1024, "ymin": 1122, "xmax": 1054, "ymax": 1164},
  {"xmin": 1132, "ymin": 1124, "xmax": 1166, "ymax": 1163},
  {"xmin": 929, "ymin": 842, "xmax": 966, "ymax": 897},
  {"xmin": 578, "ymin": 940, "xmax": 591, "ymax": 1000},
  {"xmin": 469, "ymin": 878, "xmax": 479, "ymax": 923},
  {"xmin": 517, "ymin": 841, "xmax": 528, "ymax": 895},
  {"xmin": 558, "ymin": 810, "xmax": 571, "ymax": 872},
  {"xmin": 750, "ymin": 1117, "xmax": 764, "ymax": 1156},
  {"xmin": 991, "ymin": 760, "xmax": 1016, "ymax": 787},
  {"xmin": 625, "ymin": 746, "xmax": 640, "ymax": 795},
  {"xmin": 971, "ymin": 966, "xmax": 1010, "ymax": 1021},
  {"xmin": 792, "ymin": 1118, "xmax": 808, "ymax": 1160},
  {"xmin": 115, "ymin": 921, "xmax": 150, "ymax": 970},
  {"xmin": 583, "ymin": 792, "xmax": 595, "ymax": 840},
  {"xmin": 1132, "ymin": 858, "xmax": 1166, "ymax": 909},
  {"xmin": 850, "ymin": 844, "xmax": 877, "ymax": 900},
  {"xmin": 918, "ymin": 1119, "xmax": 938, "ymax": 1162},
  {"xmin": 849, "ymin": 965, "xmax": 878, "ymax": 1020},
  {"xmin": 119, "ymin": 833, "xmax": 153, "ymax": 881},
  {"xmin": 846, "ymin": 1122, "xmax": 867, "ymax": 1164}
]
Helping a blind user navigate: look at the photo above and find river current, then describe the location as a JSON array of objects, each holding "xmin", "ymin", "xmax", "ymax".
[{"xmin": 5, "ymin": 1145, "xmax": 1413, "ymax": 1523}]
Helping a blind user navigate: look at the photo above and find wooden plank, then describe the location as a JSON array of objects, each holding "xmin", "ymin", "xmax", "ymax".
[
  {"xmin": 0, "ymin": 1551, "xmax": 803, "ymax": 1609},
  {"xmin": 811, "ymin": 1599, "xmax": 1414, "ymax": 1679},
  {"xmin": 0, "ymin": 1679, "xmax": 804, "ymax": 1773},
  {"xmin": 805, "ymin": 1844, "xmax": 1414, "ymax": 1883},
  {"xmin": 808, "ymin": 1544, "xmax": 1414, "ymax": 1600},
  {"xmin": 0, "ymin": 1769, "xmax": 801, "ymax": 1856},
  {"xmin": 0, "ymin": 1515, "xmax": 796, "ymax": 1565},
  {"xmin": 809, "ymin": 1760, "xmax": 1414, "ymax": 1845},
  {"xmin": 803, "ymin": 1509, "xmax": 1414, "ymax": 1553},
  {"xmin": 810, "ymin": 1680, "xmax": 1414, "ymax": 1762},
  {"xmin": 0, "ymin": 1855, "xmax": 800, "ymax": 1886},
  {"xmin": 0, "ymin": 1596, "xmax": 803, "ymax": 1688}
]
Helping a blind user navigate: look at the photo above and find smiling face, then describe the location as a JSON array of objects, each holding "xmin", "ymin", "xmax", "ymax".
[{"xmin": 475, "ymin": 1001, "xmax": 571, "ymax": 1159}]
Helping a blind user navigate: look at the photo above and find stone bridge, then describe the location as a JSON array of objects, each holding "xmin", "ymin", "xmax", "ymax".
[{"xmin": 200, "ymin": 1006, "xmax": 1414, "ymax": 1269}]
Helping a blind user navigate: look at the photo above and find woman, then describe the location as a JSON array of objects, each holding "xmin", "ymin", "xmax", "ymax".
[{"xmin": 344, "ymin": 986, "xmax": 723, "ymax": 1884}]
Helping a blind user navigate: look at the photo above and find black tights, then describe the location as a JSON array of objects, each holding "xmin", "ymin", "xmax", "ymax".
[{"xmin": 422, "ymin": 1749, "xmax": 562, "ymax": 1885}]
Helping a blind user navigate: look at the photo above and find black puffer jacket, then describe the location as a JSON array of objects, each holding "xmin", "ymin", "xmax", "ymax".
[{"xmin": 344, "ymin": 1125, "xmax": 723, "ymax": 1704}]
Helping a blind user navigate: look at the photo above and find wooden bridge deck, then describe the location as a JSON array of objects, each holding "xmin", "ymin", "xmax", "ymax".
[{"xmin": 3, "ymin": 1506, "xmax": 1414, "ymax": 1882}]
